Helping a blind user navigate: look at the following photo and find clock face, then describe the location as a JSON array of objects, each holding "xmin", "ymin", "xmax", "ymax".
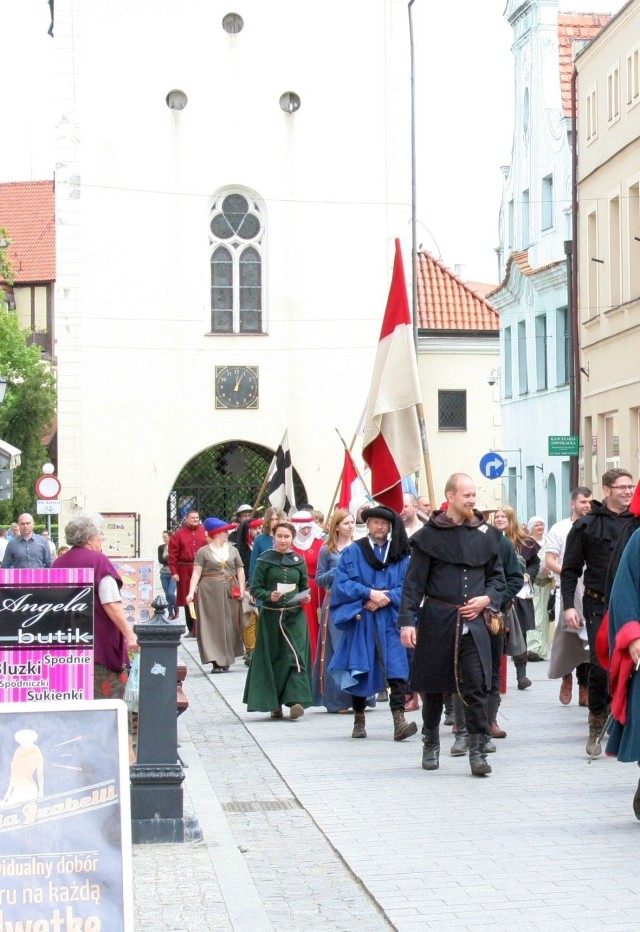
[{"xmin": 215, "ymin": 366, "xmax": 259, "ymax": 409}]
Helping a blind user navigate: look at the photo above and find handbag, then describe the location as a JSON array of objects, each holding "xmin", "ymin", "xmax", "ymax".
[
  {"xmin": 504, "ymin": 602, "xmax": 526, "ymax": 656},
  {"xmin": 218, "ymin": 558, "xmax": 242, "ymax": 600},
  {"xmin": 483, "ymin": 608, "xmax": 504, "ymax": 636},
  {"xmin": 123, "ymin": 653, "xmax": 140, "ymax": 712}
]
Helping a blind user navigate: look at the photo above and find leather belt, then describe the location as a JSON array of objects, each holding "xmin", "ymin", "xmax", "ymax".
[{"xmin": 584, "ymin": 588, "xmax": 604, "ymax": 603}]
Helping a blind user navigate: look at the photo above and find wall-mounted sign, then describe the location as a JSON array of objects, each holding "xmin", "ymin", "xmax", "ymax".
[{"xmin": 548, "ymin": 435, "xmax": 579, "ymax": 456}]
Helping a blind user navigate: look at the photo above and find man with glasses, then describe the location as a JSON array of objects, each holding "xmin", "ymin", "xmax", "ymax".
[{"xmin": 561, "ymin": 469, "xmax": 635, "ymax": 757}]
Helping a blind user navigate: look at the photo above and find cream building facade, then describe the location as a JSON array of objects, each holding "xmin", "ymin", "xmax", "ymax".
[{"xmin": 576, "ymin": 0, "xmax": 640, "ymax": 495}]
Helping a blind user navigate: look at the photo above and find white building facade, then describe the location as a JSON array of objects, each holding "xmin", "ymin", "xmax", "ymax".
[{"xmin": 53, "ymin": 0, "xmax": 415, "ymax": 552}]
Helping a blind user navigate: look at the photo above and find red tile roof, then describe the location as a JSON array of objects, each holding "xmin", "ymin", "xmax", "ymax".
[
  {"xmin": 417, "ymin": 252, "xmax": 499, "ymax": 331},
  {"xmin": 0, "ymin": 181, "xmax": 55, "ymax": 284},
  {"xmin": 486, "ymin": 250, "xmax": 566, "ymax": 298},
  {"xmin": 558, "ymin": 14, "xmax": 611, "ymax": 118}
]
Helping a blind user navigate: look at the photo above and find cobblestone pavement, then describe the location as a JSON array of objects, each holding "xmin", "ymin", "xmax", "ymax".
[{"xmin": 133, "ymin": 641, "xmax": 640, "ymax": 931}]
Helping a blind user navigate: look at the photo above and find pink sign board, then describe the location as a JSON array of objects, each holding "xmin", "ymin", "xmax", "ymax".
[{"xmin": 0, "ymin": 568, "xmax": 95, "ymax": 703}]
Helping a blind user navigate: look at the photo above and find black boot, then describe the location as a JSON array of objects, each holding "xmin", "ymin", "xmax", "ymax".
[
  {"xmin": 468, "ymin": 733, "xmax": 492, "ymax": 777},
  {"xmin": 450, "ymin": 694, "xmax": 469, "ymax": 755},
  {"xmin": 514, "ymin": 654, "xmax": 531, "ymax": 690},
  {"xmin": 422, "ymin": 727, "xmax": 440, "ymax": 770}
]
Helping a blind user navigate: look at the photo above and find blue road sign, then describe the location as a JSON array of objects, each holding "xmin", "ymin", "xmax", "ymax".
[{"xmin": 479, "ymin": 452, "xmax": 505, "ymax": 480}]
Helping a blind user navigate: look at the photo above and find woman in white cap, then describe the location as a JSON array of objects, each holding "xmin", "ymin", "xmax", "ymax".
[{"xmin": 291, "ymin": 510, "xmax": 326, "ymax": 663}]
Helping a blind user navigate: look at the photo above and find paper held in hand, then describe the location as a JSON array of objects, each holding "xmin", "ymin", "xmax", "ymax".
[{"xmin": 277, "ymin": 583, "xmax": 296, "ymax": 593}]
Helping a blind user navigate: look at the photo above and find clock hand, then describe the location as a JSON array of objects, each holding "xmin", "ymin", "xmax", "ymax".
[{"xmin": 234, "ymin": 374, "xmax": 243, "ymax": 392}]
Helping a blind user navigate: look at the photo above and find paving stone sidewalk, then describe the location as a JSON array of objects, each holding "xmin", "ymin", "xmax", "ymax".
[{"xmin": 134, "ymin": 642, "xmax": 640, "ymax": 931}]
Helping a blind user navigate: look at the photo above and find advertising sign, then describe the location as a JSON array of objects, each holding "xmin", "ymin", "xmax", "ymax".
[
  {"xmin": 0, "ymin": 700, "xmax": 133, "ymax": 930},
  {"xmin": 0, "ymin": 569, "xmax": 94, "ymax": 703},
  {"xmin": 100, "ymin": 515, "xmax": 138, "ymax": 559},
  {"xmin": 111, "ymin": 559, "xmax": 155, "ymax": 626}
]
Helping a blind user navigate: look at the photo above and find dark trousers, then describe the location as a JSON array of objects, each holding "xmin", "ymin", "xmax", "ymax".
[
  {"xmin": 353, "ymin": 679, "xmax": 406, "ymax": 713},
  {"xmin": 582, "ymin": 594, "xmax": 609, "ymax": 715},
  {"xmin": 421, "ymin": 633, "xmax": 489, "ymax": 734}
]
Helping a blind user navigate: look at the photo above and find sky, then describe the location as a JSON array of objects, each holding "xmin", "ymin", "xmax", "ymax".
[{"xmin": 0, "ymin": 0, "xmax": 620, "ymax": 285}]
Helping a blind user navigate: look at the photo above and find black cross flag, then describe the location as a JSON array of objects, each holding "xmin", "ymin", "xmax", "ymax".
[{"xmin": 266, "ymin": 430, "xmax": 296, "ymax": 516}]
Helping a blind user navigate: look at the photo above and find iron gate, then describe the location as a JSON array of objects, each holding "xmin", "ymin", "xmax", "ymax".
[{"xmin": 166, "ymin": 440, "xmax": 307, "ymax": 529}]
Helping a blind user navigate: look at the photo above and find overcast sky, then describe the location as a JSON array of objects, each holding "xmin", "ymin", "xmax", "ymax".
[{"xmin": 1, "ymin": 1, "xmax": 624, "ymax": 285}]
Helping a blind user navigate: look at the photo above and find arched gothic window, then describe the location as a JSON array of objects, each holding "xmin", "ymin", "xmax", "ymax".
[{"xmin": 209, "ymin": 192, "xmax": 264, "ymax": 333}]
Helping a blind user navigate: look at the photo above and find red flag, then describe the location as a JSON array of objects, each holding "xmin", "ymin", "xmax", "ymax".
[
  {"xmin": 362, "ymin": 239, "xmax": 423, "ymax": 513},
  {"xmin": 338, "ymin": 450, "xmax": 359, "ymax": 511}
]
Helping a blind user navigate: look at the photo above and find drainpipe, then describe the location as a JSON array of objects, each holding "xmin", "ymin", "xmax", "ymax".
[{"xmin": 570, "ymin": 65, "xmax": 581, "ymax": 490}]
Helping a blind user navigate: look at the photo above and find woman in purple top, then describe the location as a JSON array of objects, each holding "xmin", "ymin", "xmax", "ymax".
[{"xmin": 54, "ymin": 513, "xmax": 138, "ymax": 699}]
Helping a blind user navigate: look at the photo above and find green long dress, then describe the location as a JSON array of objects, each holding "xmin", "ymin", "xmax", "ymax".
[{"xmin": 243, "ymin": 549, "xmax": 313, "ymax": 712}]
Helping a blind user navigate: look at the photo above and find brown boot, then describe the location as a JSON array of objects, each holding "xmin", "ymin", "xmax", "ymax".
[
  {"xmin": 578, "ymin": 685, "xmax": 589, "ymax": 707},
  {"xmin": 392, "ymin": 709, "xmax": 418, "ymax": 741},
  {"xmin": 559, "ymin": 673, "xmax": 572, "ymax": 705},
  {"xmin": 352, "ymin": 712, "xmax": 366, "ymax": 738},
  {"xmin": 586, "ymin": 711, "xmax": 608, "ymax": 757}
]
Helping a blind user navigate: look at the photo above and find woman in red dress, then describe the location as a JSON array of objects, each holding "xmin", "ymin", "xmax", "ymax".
[{"xmin": 291, "ymin": 511, "xmax": 325, "ymax": 663}]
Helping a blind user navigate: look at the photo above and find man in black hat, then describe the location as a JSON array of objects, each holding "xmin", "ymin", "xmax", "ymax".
[
  {"xmin": 398, "ymin": 473, "xmax": 505, "ymax": 777},
  {"xmin": 328, "ymin": 504, "xmax": 418, "ymax": 742}
]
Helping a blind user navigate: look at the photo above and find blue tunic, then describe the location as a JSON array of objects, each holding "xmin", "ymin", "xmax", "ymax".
[
  {"xmin": 606, "ymin": 528, "xmax": 640, "ymax": 762},
  {"xmin": 311, "ymin": 546, "xmax": 355, "ymax": 711},
  {"xmin": 328, "ymin": 541, "xmax": 409, "ymax": 697}
]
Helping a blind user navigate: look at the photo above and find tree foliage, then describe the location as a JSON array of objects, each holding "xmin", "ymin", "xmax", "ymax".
[{"xmin": 0, "ymin": 235, "xmax": 57, "ymax": 522}]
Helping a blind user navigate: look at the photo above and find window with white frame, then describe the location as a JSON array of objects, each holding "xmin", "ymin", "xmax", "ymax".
[
  {"xmin": 627, "ymin": 44, "xmax": 639, "ymax": 107},
  {"xmin": 586, "ymin": 86, "xmax": 597, "ymax": 142},
  {"xmin": 541, "ymin": 174, "xmax": 553, "ymax": 231},
  {"xmin": 629, "ymin": 181, "xmax": 640, "ymax": 298},
  {"xmin": 609, "ymin": 195, "xmax": 621, "ymax": 308},
  {"xmin": 521, "ymin": 189, "xmax": 530, "ymax": 248},
  {"xmin": 517, "ymin": 320, "xmax": 528, "ymax": 395},
  {"xmin": 605, "ymin": 412, "xmax": 620, "ymax": 471},
  {"xmin": 607, "ymin": 65, "xmax": 620, "ymax": 124},
  {"xmin": 504, "ymin": 326, "xmax": 513, "ymax": 399},
  {"xmin": 209, "ymin": 192, "xmax": 264, "ymax": 333},
  {"xmin": 535, "ymin": 314, "xmax": 548, "ymax": 390},
  {"xmin": 587, "ymin": 209, "xmax": 599, "ymax": 320}
]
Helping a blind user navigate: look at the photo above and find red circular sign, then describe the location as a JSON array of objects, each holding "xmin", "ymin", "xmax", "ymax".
[{"xmin": 35, "ymin": 475, "xmax": 62, "ymax": 500}]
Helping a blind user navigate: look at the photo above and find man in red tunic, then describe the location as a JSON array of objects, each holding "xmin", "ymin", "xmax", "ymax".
[{"xmin": 169, "ymin": 509, "xmax": 207, "ymax": 632}]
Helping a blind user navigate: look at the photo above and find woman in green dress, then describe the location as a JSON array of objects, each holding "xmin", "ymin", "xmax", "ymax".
[{"xmin": 243, "ymin": 522, "xmax": 313, "ymax": 720}]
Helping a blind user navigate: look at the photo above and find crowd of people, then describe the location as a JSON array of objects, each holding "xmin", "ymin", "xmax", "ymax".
[
  {"xmin": 6, "ymin": 464, "xmax": 640, "ymax": 814},
  {"xmin": 159, "ymin": 468, "xmax": 640, "ymax": 813}
]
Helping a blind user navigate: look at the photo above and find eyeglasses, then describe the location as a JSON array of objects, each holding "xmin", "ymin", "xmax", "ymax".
[{"xmin": 608, "ymin": 484, "xmax": 634, "ymax": 491}]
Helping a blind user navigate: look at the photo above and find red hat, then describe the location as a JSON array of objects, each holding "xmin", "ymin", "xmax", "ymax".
[
  {"xmin": 248, "ymin": 518, "xmax": 263, "ymax": 529},
  {"xmin": 630, "ymin": 480, "xmax": 640, "ymax": 517}
]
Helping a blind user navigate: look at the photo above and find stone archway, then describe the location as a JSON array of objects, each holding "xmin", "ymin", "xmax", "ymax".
[{"xmin": 166, "ymin": 440, "xmax": 307, "ymax": 528}]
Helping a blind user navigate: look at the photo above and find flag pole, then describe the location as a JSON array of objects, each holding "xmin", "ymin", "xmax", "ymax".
[
  {"xmin": 335, "ymin": 428, "xmax": 372, "ymax": 498},
  {"xmin": 326, "ymin": 428, "xmax": 372, "ymax": 518},
  {"xmin": 251, "ymin": 430, "xmax": 286, "ymax": 515},
  {"xmin": 251, "ymin": 468, "xmax": 271, "ymax": 517},
  {"xmin": 415, "ymin": 403, "xmax": 436, "ymax": 508}
]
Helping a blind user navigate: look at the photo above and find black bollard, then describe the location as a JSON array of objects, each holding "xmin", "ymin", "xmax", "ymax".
[{"xmin": 130, "ymin": 594, "xmax": 202, "ymax": 843}]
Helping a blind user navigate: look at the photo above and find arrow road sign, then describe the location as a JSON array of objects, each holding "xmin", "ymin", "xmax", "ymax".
[{"xmin": 479, "ymin": 452, "xmax": 506, "ymax": 480}]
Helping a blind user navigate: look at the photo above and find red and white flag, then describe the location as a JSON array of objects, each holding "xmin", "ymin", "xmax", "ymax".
[
  {"xmin": 337, "ymin": 449, "xmax": 367, "ymax": 514},
  {"xmin": 362, "ymin": 239, "xmax": 423, "ymax": 513}
]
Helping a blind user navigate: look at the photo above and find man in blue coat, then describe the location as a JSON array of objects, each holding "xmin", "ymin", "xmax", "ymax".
[{"xmin": 329, "ymin": 505, "xmax": 417, "ymax": 742}]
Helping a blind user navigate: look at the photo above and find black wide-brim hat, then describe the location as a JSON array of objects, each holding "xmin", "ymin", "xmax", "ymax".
[{"xmin": 361, "ymin": 505, "xmax": 396, "ymax": 523}]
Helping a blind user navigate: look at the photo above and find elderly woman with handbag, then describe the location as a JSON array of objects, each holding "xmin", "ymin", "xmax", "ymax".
[{"xmin": 187, "ymin": 517, "xmax": 245, "ymax": 673}]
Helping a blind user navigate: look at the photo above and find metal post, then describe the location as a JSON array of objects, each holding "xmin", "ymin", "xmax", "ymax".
[{"xmin": 130, "ymin": 594, "xmax": 202, "ymax": 843}]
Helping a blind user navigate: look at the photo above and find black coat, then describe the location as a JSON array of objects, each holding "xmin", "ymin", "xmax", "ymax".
[{"xmin": 398, "ymin": 513, "xmax": 505, "ymax": 693}]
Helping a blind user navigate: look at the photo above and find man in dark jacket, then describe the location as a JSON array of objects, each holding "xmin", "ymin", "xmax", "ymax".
[
  {"xmin": 398, "ymin": 473, "xmax": 505, "ymax": 777},
  {"xmin": 561, "ymin": 468, "xmax": 635, "ymax": 756}
]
